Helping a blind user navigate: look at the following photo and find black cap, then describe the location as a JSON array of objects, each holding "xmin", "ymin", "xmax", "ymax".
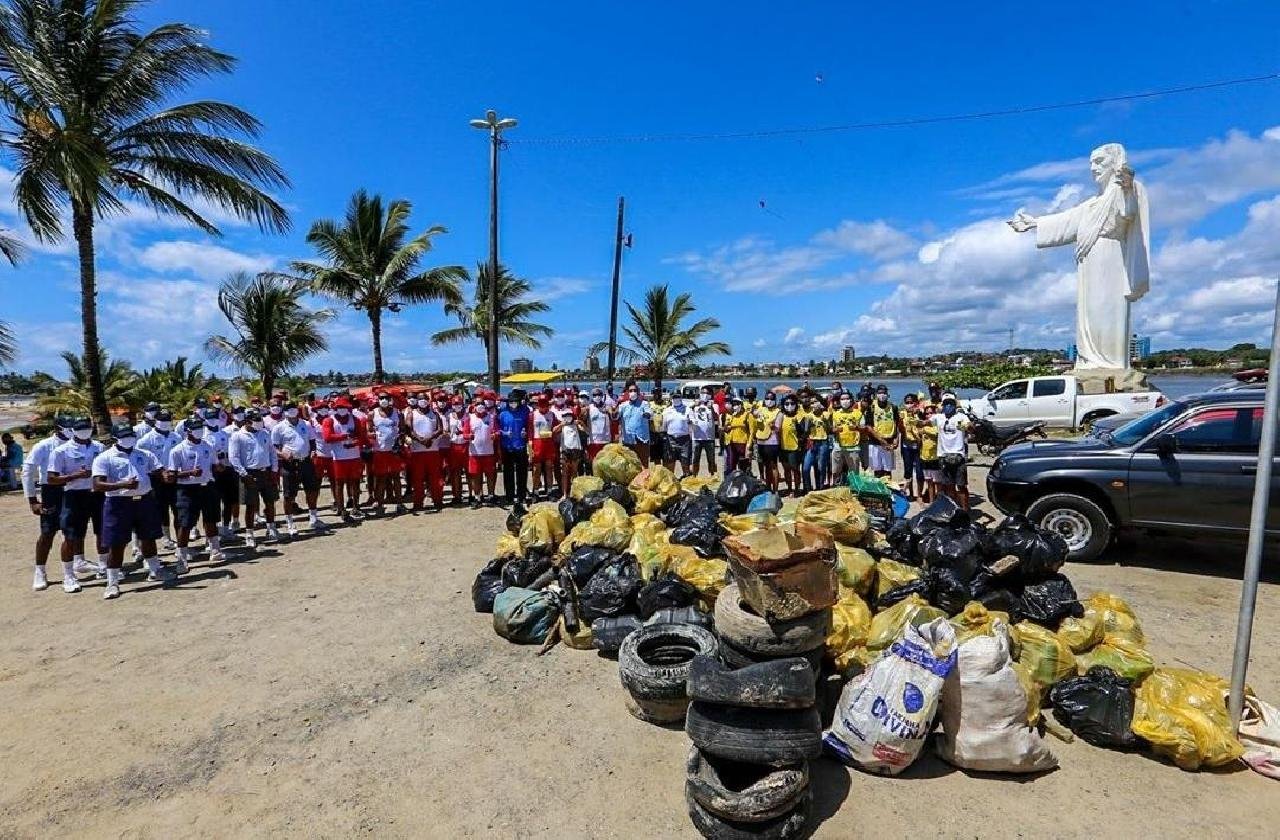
[
  {"xmin": 183, "ymin": 418, "xmax": 204, "ymax": 432},
  {"xmin": 71, "ymin": 417, "xmax": 92, "ymax": 431},
  {"xmin": 244, "ymin": 409, "xmax": 261, "ymax": 422},
  {"xmin": 54, "ymin": 415, "xmax": 74, "ymax": 429},
  {"xmin": 145, "ymin": 402, "xmax": 161, "ymax": 411},
  {"xmin": 201, "ymin": 407, "xmax": 221, "ymax": 420},
  {"xmin": 110, "ymin": 421, "xmax": 134, "ymax": 438},
  {"xmin": 155, "ymin": 408, "xmax": 173, "ymax": 421}
]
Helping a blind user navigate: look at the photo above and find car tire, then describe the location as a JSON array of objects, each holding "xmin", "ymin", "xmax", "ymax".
[
  {"xmin": 685, "ymin": 701, "xmax": 823, "ymax": 767},
  {"xmin": 715, "ymin": 583, "xmax": 831, "ymax": 656},
  {"xmin": 718, "ymin": 638, "xmax": 825, "ymax": 676},
  {"xmin": 624, "ymin": 691, "xmax": 690, "ymax": 725},
  {"xmin": 685, "ymin": 780, "xmax": 812, "ymax": 839},
  {"xmin": 685, "ymin": 746, "xmax": 809, "ymax": 825},
  {"xmin": 688, "ymin": 655, "xmax": 816, "ymax": 710},
  {"xmin": 1026, "ymin": 492, "xmax": 1113, "ymax": 563},
  {"xmin": 619, "ymin": 623, "xmax": 719, "ymax": 703}
]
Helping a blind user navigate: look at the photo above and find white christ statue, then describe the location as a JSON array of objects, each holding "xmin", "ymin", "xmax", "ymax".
[{"xmin": 1009, "ymin": 142, "xmax": 1151, "ymax": 370}]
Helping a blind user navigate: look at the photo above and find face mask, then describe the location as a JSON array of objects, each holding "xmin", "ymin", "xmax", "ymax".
[
  {"xmin": 877, "ymin": 394, "xmax": 888, "ymax": 404},
  {"xmin": 73, "ymin": 428, "xmax": 93, "ymax": 442},
  {"xmin": 593, "ymin": 396, "xmax": 604, "ymax": 405},
  {"xmin": 285, "ymin": 408, "xmax": 299, "ymax": 419},
  {"xmin": 335, "ymin": 410, "xmax": 350, "ymax": 420},
  {"xmin": 783, "ymin": 404, "xmax": 796, "ymax": 415},
  {"xmin": 316, "ymin": 408, "xmax": 331, "ymax": 418},
  {"xmin": 700, "ymin": 394, "xmax": 710, "ymax": 403},
  {"xmin": 232, "ymin": 415, "xmax": 245, "ymax": 425},
  {"xmin": 156, "ymin": 421, "xmax": 172, "ymax": 432},
  {"xmin": 117, "ymin": 436, "xmax": 136, "ymax": 450},
  {"xmin": 269, "ymin": 405, "xmax": 283, "ymax": 415},
  {"xmin": 413, "ymin": 399, "xmax": 425, "ymax": 408},
  {"xmin": 943, "ymin": 406, "xmax": 956, "ymax": 417},
  {"xmin": 379, "ymin": 399, "xmax": 392, "ymax": 408},
  {"xmin": 628, "ymin": 393, "xmax": 640, "ymax": 402},
  {"xmin": 483, "ymin": 400, "xmax": 494, "ymax": 409},
  {"xmin": 733, "ymin": 406, "xmax": 743, "ymax": 415},
  {"xmin": 839, "ymin": 398, "xmax": 852, "ymax": 408},
  {"xmin": 551, "ymin": 398, "xmax": 563, "ymax": 407},
  {"xmin": 251, "ymin": 421, "xmax": 264, "ymax": 432},
  {"xmin": 188, "ymin": 428, "xmax": 205, "ymax": 442},
  {"xmin": 764, "ymin": 399, "xmax": 776, "ymax": 407},
  {"xmin": 672, "ymin": 398, "xmax": 684, "ymax": 408}
]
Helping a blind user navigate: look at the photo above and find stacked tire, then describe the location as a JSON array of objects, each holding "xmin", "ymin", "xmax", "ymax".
[
  {"xmin": 715, "ymin": 582, "xmax": 831, "ymax": 674},
  {"xmin": 683, "ymin": 655, "xmax": 820, "ymax": 839},
  {"xmin": 618, "ymin": 622, "xmax": 719, "ymax": 724}
]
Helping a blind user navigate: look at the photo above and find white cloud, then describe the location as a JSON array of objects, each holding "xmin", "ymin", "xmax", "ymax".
[
  {"xmin": 534, "ymin": 276, "xmax": 593, "ymax": 301},
  {"xmin": 782, "ymin": 327, "xmax": 805, "ymax": 344},
  {"xmin": 812, "ymin": 220, "xmax": 916, "ymax": 260},
  {"xmin": 134, "ymin": 240, "xmax": 277, "ymax": 281}
]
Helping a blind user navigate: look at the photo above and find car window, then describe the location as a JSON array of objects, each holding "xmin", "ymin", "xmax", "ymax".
[
  {"xmin": 1167, "ymin": 407, "xmax": 1259, "ymax": 454},
  {"xmin": 990, "ymin": 381, "xmax": 1028, "ymax": 400},
  {"xmin": 1110, "ymin": 401, "xmax": 1183, "ymax": 446},
  {"xmin": 1032, "ymin": 378, "xmax": 1066, "ymax": 398}
]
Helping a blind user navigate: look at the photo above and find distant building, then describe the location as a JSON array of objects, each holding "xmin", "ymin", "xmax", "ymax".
[
  {"xmin": 1129, "ymin": 334, "xmax": 1151, "ymax": 361},
  {"xmin": 584, "ymin": 353, "xmax": 601, "ymax": 374},
  {"xmin": 1064, "ymin": 344, "xmax": 1078, "ymax": 363},
  {"xmin": 510, "ymin": 357, "xmax": 533, "ymax": 374},
  {"xmin": 1167, "ymin": 355, "xmax": 1193, "ymax": 368},
  {"xmin": 842, "ymin": 345, "xmax": 856, "ymax": 364}
]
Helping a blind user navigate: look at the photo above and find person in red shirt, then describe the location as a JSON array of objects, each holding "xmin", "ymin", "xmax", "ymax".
[
  {"xmin": 462, "ymin": 400, "xmax": 500, "ymax": 508},
  {"xmin": 447, "ymin": 395, "xmax": 469, "ymax": 504},
  {"xmin": 405, "ymin": 389, "xmax": 446, "ymax": 512},
  {"xmin": 321, "ymin": 397, "xmax": 370, "ymax": 523},
  {"xmin": 528, "ymin": 395, "xmax": 559, "ymax": 500}
]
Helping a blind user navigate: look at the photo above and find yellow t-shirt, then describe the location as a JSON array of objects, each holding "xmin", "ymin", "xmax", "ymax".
[
  {"xmin": 902, "ymin": 412, "xmax": 923, "ymax": 445},
  {"xmin": 648, "ymin": 401, "xmax": 666, "ymax": 433},
  {"xmin": 753, "ymin": 407, "xmax": 779, "ymax": 442},
  {"xmin": 920, "ymin": 424, "xmax": 939, "ymax": 461},
  {"xmin": 872, "ymin": 403, "xmax": 898, "ymax": 441},
  {"xmin": 807, "ymin": 409, "xmax": 829, "ymax": 441},
  {"xmin": 778, "ymin": 412, "xmax": 804, "ymax": 451},
  {"xmin": 723, "ymin": 411, "xmax": 753, "ymax": 445},
  {"xmin": 830, "ymin": 409, "xmax": 861, "ymax": 448}
]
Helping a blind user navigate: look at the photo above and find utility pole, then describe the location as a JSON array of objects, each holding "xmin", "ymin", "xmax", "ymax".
[
  {"xmin": 606, "ymin": 196, "xmax": 626, "ymax": 385},
  {"xmin": 470, "ymin": 110, "xmax": 518, "ymax": 392}
]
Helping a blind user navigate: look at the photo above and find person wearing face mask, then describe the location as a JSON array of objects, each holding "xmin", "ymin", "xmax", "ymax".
[
  {"xmin": 585, "ymin": 389, "xmax": 612, "ymax": 463},
  {"xmin": 24, "ymin": 417, "xmax": 74, "ymax": 591},
  {"xmin": 497, "ymin": 392, "xmax": 531, "ymax": 509},
  {"xmin": 133, "ymin": 402, "xmax": 161, "ymax": 439},
  {"xmin": 932, "ymin": 397, "xmax": 970, "ymax": 509},
  {"xmin": 689, "ymin": 391, "xmax": 719, "ymax": 477},
  {"xmin": 435, "ymin": 393, "xmax": 461, "ymax": 505},
  {"xmin": 203, "ymin": 407, "xmax": 240, "ymax": 541},
  {"xmin": 528, "ymin": 396, "xmax": 559, "ymax": 500},
  {"xmin": 866, "ymin": 385, "xmax": 901, "ymax": 479},
  {"xmin": 93, "ymin": 423, "xmax": 172, "ymax": 598},
  {"xmin": 616, "ymin": 386, "xmax": 653, "ymax": 467},
  {"xmin": 462, "ymin": 399, "xmax": 500, "ymax": 508},
  {"xmin": 367, "ymin": 393, "xmax": 406, "ymax": 516},
  {"xmin": 406, "ymin": 390, "xmax": 446, "ymax": 513},
  {"xmin": 802, "ymin": 395, "xmax": 831, "ymax": 492},
  {"xmin": 753, "ymin": 392, "xmax": 782, "ymax": 492},
  {"xmin": 272, "ymin": 401, "xmax": 326, "ymax": 533},
  {"xmin": 137, "ymin": 409, "xmax": 181, "ymax": 550},
  {"xmin": 309, "ymin": 401, "xmax": 335, "ymax": 509},
  {"xmin": 445, "ymin": 395, "xmax": 470, "ymax": 505},
  {"xmin": 775, "ymin": 395, "xmax": 808, "ymax": 496},
  {"xmin": 647, "ymin": 387, "xmax": 668, "ymax": 466},
  {"xmin": 899, "ymin": 394, "xmax": 924, "ymax": 502},
  {"xmin": 553, "ymin": 399, "xmax": 587, "ymax": 497},
  {"xmin": 721, "ymin": 398, "xmax": 753, "ymax": 473},
  {"xmin": 263, "ymin": 395, "xmax": 286, "ymax": 430},
  {"xmin": 918, "ymin": 404, "xmax": 940, "ymax": 504},
  {"xmin": 830, "ymin": 392, "xmax": 863, "ymax": 485},
  {"xmin": 167, "ymin": 418, "xmax": 221, "ymax": 571},
  {"xmin": 45, "ymin": 418, "xmax": 107, "ymax": 592},
  {"xmin": 660, "ymin": 394, "xmax": 693, "ymax": 477},
  {"xmin": 229, "ymin": 410, "xmax": 281, "ymax": 549},
  {"xmin": 321, "ymin": 397, "xmax": 368, "ymax": 522}
]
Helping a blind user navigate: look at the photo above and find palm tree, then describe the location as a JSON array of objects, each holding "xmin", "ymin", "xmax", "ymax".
[
  {"xmin": 0, "ymin": 0, "xmax": 290, "ymax": 430},
  {"xmin": 35, "ymin": 349, "xmax": 140, "ymax": 420},
  {"xmin": 135, "ymin": 356, "xmax": 219, "ymax": 414},
  {"xmin": 588, "ymin": 284, "xmax": 730, "ymax": 390},
  {"xmin": 206, "ymin": 272, "xmax": 333, "ymax": 397},
  {"xmin": 289, "ymin": 189, "xmax": 465, "ymax": 384},
  {"xmin": 430, "ymin": 262, "xmax": 554, "ymax": 353}
]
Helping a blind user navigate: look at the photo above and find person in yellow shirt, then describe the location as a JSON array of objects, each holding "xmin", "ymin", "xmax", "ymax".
[
  {"xmin": 918, "ymin": 403, "xmax": 940, "ymax": 503},
  {"xmin": 900, "ymin": 393, "xmax": 924, "ymax": 501},
  {"xmin": 647, "ymin": 387, "xmax": 667, "ymax": 466},
  {"xmin": 721, "ymin": 397, "xmax": 754, "ymax": 473},
  {"xmin": 802, "ymin": 394, "xmax": 831, "ymax": 492},
  {"xmin": 829, "ymin": 391, "xmax": 862, "ymax": 485},
  {"xmin": 752, "ymin": 392, "xmax": 781, "ymax": 492},
  {"xmin": 866, "ymin": 384, "xmax": 901, "ymax": 479},
  {"xmin": 776, "ymin": 394, "xmax": 807, "ymax": 496}
]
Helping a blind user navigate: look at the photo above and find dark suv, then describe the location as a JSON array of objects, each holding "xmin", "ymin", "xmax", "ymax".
[{"xmin": 987, "ymin": 391, "xmax": 1279, "ymax": 562}]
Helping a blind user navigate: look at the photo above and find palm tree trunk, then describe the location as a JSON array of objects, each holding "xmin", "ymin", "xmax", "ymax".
[
  {"xmin": 261, "ymin": 373, "xmax": 274, "ymax": 400},
  {"xmin": 370, "ymin": 307, "xmax": 384, "ymax": 384},
  {"xmin": 72, "ymin": 204, "xmax": 111, "ymax": 432}
]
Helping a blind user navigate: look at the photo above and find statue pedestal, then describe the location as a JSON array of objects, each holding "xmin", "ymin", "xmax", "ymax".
[{"xmin": 1071, "ymin": 367, "xmax": 1151, "ymax": 394}]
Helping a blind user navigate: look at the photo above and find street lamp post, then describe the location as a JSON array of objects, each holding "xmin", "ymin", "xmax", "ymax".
[{"xmin": 470, "ymin": 109, "xmax": 518, "ymax": 393}]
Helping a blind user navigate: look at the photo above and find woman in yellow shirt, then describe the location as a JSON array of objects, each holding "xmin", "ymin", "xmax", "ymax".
[
  {"xmin": 900, "ymin": 393, "xmax": 924, "ymax": 501},
  {"xmin": 802, "ymin": 395, "xmax": 831, "ymax": 492},
  {"xmin": 753, "ymin": 394, "xmax": 782, "ymax": 492},
  {"xmin": 721, "ymin": 398, "xmax": 754, "ymax": 472},
  {"xmin": 829, "ymin": 394, "xmax": 863, "ymax": 485},
  {"xmin": 776, "ymin": 394, "xmax": 807, "ymax": 496},
  {"xmin": 918, "ymin": 403, "xmax": 940, "ymax": 503}
]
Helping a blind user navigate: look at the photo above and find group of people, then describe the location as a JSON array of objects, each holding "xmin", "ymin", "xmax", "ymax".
[{"xmin": 18, "ymin": 379, "xmax": 971, "ymax": 600}]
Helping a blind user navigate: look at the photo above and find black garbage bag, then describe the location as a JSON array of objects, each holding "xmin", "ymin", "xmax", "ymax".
[
  {"xmin": 578, "ymin": 554, "xmax": 643, "ymax": 623},
  {"xmin": 715, "ymin": 468, "xmax": 768, "ymax": 515},
  {"xmin": 501, "ymin": 553, "xmax": 554, "ymax": 589},
  {"xmin": 668, "ymin": 495, "xmax": 727, "ymax": 558},
  {"xmin": 975, "ymin": 586, "xmax": 1023, "ymax": 619},
  {"xmin": 559, "ymin": 497, "xmax": 586, "ymax": 530},
  {"xmin": 915, "ymin": 494, "xmax": 970, "ymax": 529},
  {"xmin": 1017, "ymin": 573, "xmax": 1083, "ymax": 627},
  {"xmin": 504, "ymin": 509, "xmax": 522, "ymax": 536},
  {"xmin": 926, "ymin": 565, "xmax": 973, "ymax": 615},
  {"xmin": 987, "ymin": 514, "xmax": 1068, "ymax": 581},
  {"xmin": 876, "ymin": 578, "xmax": 931, "ymax": 610},
  {"xmin": 472, "ymin": 558, "xmax": 508, "ymax": 613},
  {"xmin": 919, "ymin": 526, "xmax": 985, "ymax": 581},
  {"xmin": 1048, "ymin": 666, "xmax": 1142, "ymax": 749},
  {"xmin": 662, "ymin": 489, "xmax": 722, "ymax": 528},
  {"xmin": 565, "ymin": 545, "xmax": 620, "ymax": 587},
  {"xmin": 585, "ymin": 482, "xmax": 635, "ymax": 515},
  {"xmin": 635, "ymin": 573, "xmax": 700, "ymax": 618},
  {"xmin": 885, "ymin": 518, "xmax": 919, "ymax": 562}
]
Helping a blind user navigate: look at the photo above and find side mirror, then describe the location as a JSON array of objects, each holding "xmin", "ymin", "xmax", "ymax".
[{"xmin": 1155, "ymin": 433, "xmax": 1178, "ymax": 456}]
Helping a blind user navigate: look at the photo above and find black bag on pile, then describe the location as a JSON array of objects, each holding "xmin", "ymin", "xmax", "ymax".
[
  {"xmin": 472, "ymin": 558, "xmax": 508, "ymax": 613},
  {"xmin": 665, "ymin": 490, "xmax": 728, "ymax": 558},
  {"xmin": 975, "ymin": 587, "xmax": 1023, "ymax": 618},
  {"xmin": 1017, "ymin": 573, "xmax": 1083, "ymax": 627},
  {"xmin": 636, "ymin": 573, "xmax": 700, "ymax": 618},
  {"xmin": 1048, "ymin": 666, "xmax": 1141, "ymax": 749},
  {"xmin": 884, "ymin": 518, "xmax": 918, "ymax": 563},
  {"xmin": 876, "ymin": 578, "xmax": 931, "ymax": 610},
  {"xmin": 715, "ymin": 468, "xmax": 768, "ymax": 515},
  {"xmin": 987, "ymin": 514, "xmax": 1069, "ymax": 581},
  {"xmin": 504, "ymin": 509, "xmax": 522, "ymax": 535},
  {"xmin": 585, "ymin": 483, "xmax": 636, "ymax": 515},
  {"xmin": 918, "ymin": 525, "xmax": 986, "ymax": 582},
  {"xmin": 888, "ymin": 495, "xmax": 971, "ymax": 564},
  {"xmin": 564, "ymin": 546, "xmax": 620, "ymax": 587},
  {"xmin": 501, "ymin": 553, "xmax": 553, "ymax": 589},
  {"xmin": 578, "ymin": 554, "xmax": 643, "ymax": 623},
  {"xmin": 559, "ymin": 497, "xmax": 586, "ymax": 530},
  {"xmin": 926, "ymin": 566, "xmax": 973, "ymax": 615},
  {"xmin": 661, "ymin": 489, "xmax": 721, "ymax": 528}
]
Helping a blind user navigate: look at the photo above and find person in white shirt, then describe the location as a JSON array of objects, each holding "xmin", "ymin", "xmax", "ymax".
[
  {"xmin": 689, "ymin": 392, "xmax": 720, "ymax": 477},
  {"xmin": 228, "ymin": 409, "xmax": 281, "ymax": 549},
  {"xmin": 462, "ymin": 402, "xmax": 499, "ymax": 509},
  {"xmin": 137, "ymin": 408, "xmax": 181, "ymax": 550},
  {"xmin": 309, "ymin": 401, "xmax": 336, "ymax": 511},
  {"xmin": 132, "ymin": 401, "xmax": 160, "ymax": 439},
  {"xmin": 443, "ymin": 397, "xmax": 468, "ymax": 505},
  {"xmin": 263, "ymin": 395, "xmax": 286, "ymax": 430},
  {"xmin": 661, "ymin": 396, "xmax": 694, "ymax": 477},
  {"xmin": 554, "ymin": 401, "xmax": 587, "ymax": 499},
  {"xmin": 93, "ymin": 422, "xmax": 170, "ymax": 599},
  {"xmin": 585, "ymin": 388, "xmax": 613, "ymax": 463},
  {"xmin": 202, "ymin": 407, "xmax": 240, "ymax": 540},
  {"xmin": 46, "ymin": 418, "xmax": 107, "ymax": 593},
  {"xmin": 166, "ymin": 418, "xmax": 223, "ymax": 571},
  {"xmin": 932, "ymin": 397, "xmax": 971, "ymax": 510},
  {"xmin": 321, "ymin": 397, "xmax": 368, "ymax": 523},
  {"xmin": 271, "ymin": 401, "xmax": 326, "ymax": 535},
  {"xmin": 405, "ymin": 390, "xmax": 446, "ymax": 512},
  {"xmin": 368, "ymin": 395, "xmax": 405, "ymax": 516},
  {"xmin": 24, "ymin": 417, "xmax": 74, "ymax": 591}
]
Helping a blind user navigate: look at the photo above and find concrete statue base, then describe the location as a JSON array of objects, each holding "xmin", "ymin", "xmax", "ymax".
[{"xmin": 1072, "ymin": 367, "xmax": 1152, "ymax": 394}]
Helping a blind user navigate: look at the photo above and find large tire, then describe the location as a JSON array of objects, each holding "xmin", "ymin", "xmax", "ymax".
[
  {"xmin": 685, "ymin": 746, "xmax": 808, "ymax": 824},
  {"xmin": 685, "ymin": 784, "xmax": 812, "ymax": 840},
  {"xmin": 685, "ymin": 701, "xmax": 822, "ymax": 767},
  {"xmin": 719, "ymin": 638, "xmax": 825, "ymax": 675},
  {"xmin": 619, "ymin": 623, "xmax": 719, "ymax": 702},
  {"xmin": 1026, "ymin": 492, "xmax": 1113, "ymax": 563},
  {"xmin": 715, "ymin": 583, "xmax": 831, "ymax": 656},
  {"xmin": 689, "ymin": 655, "xmax": 815, "ymax": 710},
  {"xmin": 624, "ymin": 692, "xmax": 690, "ymax": 725},
  {"xmin": 646, "ymin": 605, "xmax": 715, "ymax": 631}
]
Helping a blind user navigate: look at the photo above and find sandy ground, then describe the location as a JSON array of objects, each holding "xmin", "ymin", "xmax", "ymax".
[{"xmin": 0, "ymin": 462, "xmax": 1278, "ymax": 840}]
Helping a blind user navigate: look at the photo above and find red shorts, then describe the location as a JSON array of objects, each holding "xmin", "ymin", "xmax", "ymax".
[
  {"xmin": 372, "ymin": 450, "xmax": 404, "ymax": 476},
  {"xmin": 586, "ymin": 443, "xmax": 605, "ymax": 462},
  {"xmin": 331, "ymin": 458, "xmax": 364, "ymax": 481},
  {"xmin": 449, "ymin": 444, "xmax": 468, "ymax": 471},
  {"xmin": 531, "ymin": 438, "xmax": 558, "ymax": 464},
  {"xmin": 312, "ymin": 455, "xmax": 333, "ymax": 482},
  {"xmin": 468, "ymin": 453, "xmax": 496, "ymax": 475}
]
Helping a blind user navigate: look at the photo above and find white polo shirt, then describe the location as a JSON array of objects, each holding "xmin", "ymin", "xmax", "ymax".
[
  {"xmin": 271, "ymin": 418, "xmax": 314, "ymax": 461},
  {"xmin": 168, "ymin": 438, "xmax": 216, "ymax": 485},
  {"xmin": 49, "ymin": 439, "xmax": 103, "ymax": 491},
  {"xmin": 93, "ymin": 444, "xmax": 162, "ymax": 497},
  {"xmin": 21, "ymin": 433, "xmax": 64, "ymax": 496},
  {"xmin": 138, "ymin": 428, "xmax": 181, "ymax": 470}
]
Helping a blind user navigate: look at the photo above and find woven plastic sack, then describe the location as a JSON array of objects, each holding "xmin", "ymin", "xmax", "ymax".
[
  {"xmin": 592, "ymin": 442, "xmax": 643, "ymax": 486},
  {"xmin": 629, "ymin": 465, "xmax": 681, "ymax": 515},
  {"xmin": 680, "ymin": 475, "xmax": 722, "ymax": 496},
  {"xmin": 824, "ymin": 617, "xmax": 957, "ymax": 775},
  {"xmin": 558, "ymin": 500, "xmax": 634, "ymax": 555},
  {"xmin": 867, "ymin": 594, "xmax": 946, "ymax": 652},
  {"xmin": 669, "ymin": 553, "xmax": 729, "ymax": 608},
  {"xmin": 495, "ymin": 532, "xmax": 523, "ymax": 560},
  {"xmin": 1013, "ymin": 621, "xmax": 1077, "ymax": 692},
  {"xmin": 1075, "ymin": 635, "xmax": 1155, "ymax": 684},
  {"xmin": 1057, "ymin": 613, "xmax": 1104, "ymax": 653},
  {"xmin": 795, "ymin": 487, "xmax": 870, "ymax": 545},
  {"xmin": 570, "ymin": 475, "xmax": 604, "ymax": 501},
  {"xmin": 827, "ymin": 588, "xmax": 873, "ymax": 671},
  {"xmin": 517, "ymin": 503, "xmax": 566, "ymax": 554},
  {"xmin": 874, "ymin": 558, "xmax": 922, "ymax": 601},
  {"xmin": 1132, "ymin": 668, "xmax": 1245, "ymax": 770},
  {"xmin": 1082, "ymin": 592, "xmax": 1145, "ymax": 646},
  {"xmin": 836, "ymin": 545, "xmax": 877, "ymax": 598}
]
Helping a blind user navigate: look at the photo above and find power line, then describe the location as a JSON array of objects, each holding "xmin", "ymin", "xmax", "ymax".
[{"xmin": 510, "ymin": 72, "xmax": 1280, "ymax": 147}]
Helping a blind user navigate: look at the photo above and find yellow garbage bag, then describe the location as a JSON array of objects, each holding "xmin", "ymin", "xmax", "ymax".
[
  {"xmin": 627, "ymin": 514, "xmax": 670, "ymax": 577},
  {"xmin": 495, "ymin": 532, "xmax": 523, "ymax": 560},
  {"xmin": 1082, "ymin": 592, "xmax": 1145, "ymax": 646},
  {"xmin": 794, "ymin": 487, "xmax": 870, "ymax": 545},
  {"xmin": 558, "ymin": 500, "xmax": 634, "ymax": 555},
  {"xmin": 719, "ymin": 512, "xmax": 779, "ymax": 536},
  {"xmin": 680, "ymin": 475, "xmax": 722, "ymax": 496},
  {"xmin": 558, "ymin": 615, "xmax": 595, "ymax": 650},
  {"xmin": 867, "ymin": 594, "xmax": 946, "ymax": 652},
  {"xmin": 630, "ymin": 465, "xmax": 681, "ymax": 515},
  {"xmin": 1013, "ymin": 621, "xmax": 1077, "ymax": 692},
  {"xmin": 1132, "ymin": 668, "xmax": 1245, "ymax": 770},
  {"xmin": 835, "ymin": 545, "xmax": 877, "ymax": 598},
  {"xmin": 873, "ymin": 558, "xmax": 921, "ymax": 601},
  {"xmin": 1057, "ymin": 613, "xmax": 1104, "ymax": 653},
  {"xmin": 1075, "ymin": 635, "xmax": 1155, "ymax": 684},
  {"xmin": 1010, "ymin": 661, "xmax": 1043, "ymax": 726},
  {"xmin": 592, "ymin": 442, "xmax": 643, "ymax": 486},
  {"xmin": 951, "ymin": 602, "xmax": 1014, "ymax": 647},
  {"xmin": 670, "ymin": 553, "xmax": 729, "ymax": 607},
  {"xmin": 827, "ymin": 588, "xmax": 873, "ymax": 670},
  {"xmin": 569, "ymin": 475, "xmax": 604, "ymax": 501},
  {"xmin": 517, "ymin": 503, "xmax": 565, "ymax": 554}
]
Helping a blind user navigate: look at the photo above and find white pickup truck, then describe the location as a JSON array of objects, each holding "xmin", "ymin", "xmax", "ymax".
[{"xmin": 964, "ymin": 374, "xmax": 1164, "ymax": 429}]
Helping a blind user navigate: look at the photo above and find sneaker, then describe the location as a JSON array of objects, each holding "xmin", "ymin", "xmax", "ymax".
[
  {"xmin": 286, "ymin": 521, "xmax": 299, "ymax": 538},
  {"xmin": 175, "ymin": 557, "xmax": 189, "ymax": 575},
  {"xmin": 131, "ymin": 546, "xmax": 143, "ymax": 562},
  {"xmin": 62, "ymin": 574, "xmax": 82, "ymax": 593},
  {"xmin": 245, "ymin": 533, "xmax": 257, "ymax": 550},
  {"xmin": 394, "ymin": 504, "xmax": 407, "ymax": 516},
  {"xmin": 341, "ymin": 511, "xmax": 355, "ymax": 524},
  {"xmin": 432, "ymin": 503, "xmax": 444, "ymax": 514},
  {"xmin": 310, "ymin": 519, "xmax": 331, "ymax": 533},
  {"xmin": 470, "ymin": 498, "xmax": 481, "ymax": 510},
  {"xmin": 32, "ymin": 567, "xmax": 48, "ymax": 591},
  {"xmin": 103, "ymin": 582, "xmax": 120, "ymax": 600},
  {"xmin": 266, "ymin": 525, "xmax": 281, "ymax": 542},
  {"xmin": 218, "ymin": 524, "xmax": 234, "ymax": 540},
  {"xmin": 161, "ymin": 537, "xmax": 177, "ymax": 551},
  {"xmin": 72, "ymin": 557, "xmax": 101, "ymax": 577},
  {"xmin": 209, "ymin": 549, "xmax": 226, "ymax": 565},
  {"xmin": 348, "ymin": 507, "xmax": 365, "ymax": 520},
  {"xmin": 191, "ymin": 527, "xmax": 202, "ymax": 541}
]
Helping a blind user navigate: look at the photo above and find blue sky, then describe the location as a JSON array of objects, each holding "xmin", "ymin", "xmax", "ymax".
[{"xmin": 3, "ymin": 0, "xmax": 1280, "ymax": 375}]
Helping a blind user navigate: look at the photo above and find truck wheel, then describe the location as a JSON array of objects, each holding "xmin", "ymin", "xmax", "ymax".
[{"xmin": 1026, "ymin": 493, "xmax": 1112, "ymax": 563}]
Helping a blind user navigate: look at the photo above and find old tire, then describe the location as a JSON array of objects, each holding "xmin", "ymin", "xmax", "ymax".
[
  {"xmin": 1026, "ymin": 492, "xmax": 1112, "ymax": 563},
  {"xmin": 685, "ymin": 701, "xmax": 822, "ymax": 767},
  {"xmin": 646, "ymin": 605, "xmax": 715, "ymax": 631},
  {"xmin": 715, "ymin": 583, "xmax": 831, "ymax": 656},
  {"xmin": 719, "ymin": 638, "xmax": 825, "ymax": 676},
  {"xmin": 688, "ymin": 655, "xmax": 815, "ymax": 710},
  {"xmin": 686, "ymin": 784, "xmax": 812, "ymax": 840},
  {"xmin": 619, "ymin": 622, "xmax": 719, "ymax": 702},
  {"xmin": 592, "ymin": 615, "xmax": 644, "ymax": 658},
  {"xmin": 624, "ymin": 692, "xmax": 690, "ymax": 725},
  {"xmin": 685, "ymin": 746, "xmax": 808, "ymax": 824}
]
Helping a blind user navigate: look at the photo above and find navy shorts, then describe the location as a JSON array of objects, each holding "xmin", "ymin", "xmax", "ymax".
[
  {"xmin": 102, "ymin": 493, "xmax": 163, "ymax": 547},
  {"xmin": 240, "ymin": 469, "xmax": 279, "ymax": 505},
  {"xmin": 38, "ymin": 484, "xmax": 64, "ymax": 537},
  {"xmin": 175, "ymin": 484, "xmax": 220, "ymax": 529},
  {"xmin": 214, "ymin": 470, "xmax": 239, "ymax": 509},
  {"xmin": 59, "ymin": 489, "xmax": 102, "ymax": 539}
]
